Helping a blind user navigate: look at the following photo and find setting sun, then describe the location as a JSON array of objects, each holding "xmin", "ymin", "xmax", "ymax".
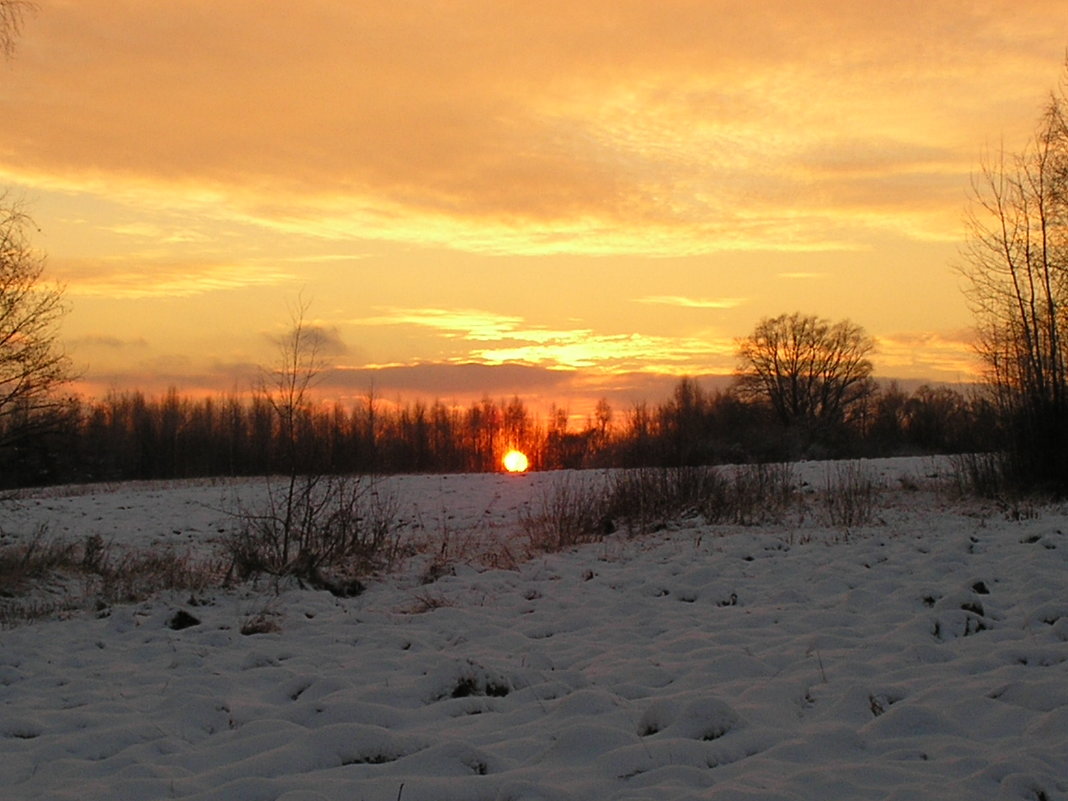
[{"xmin": 502, "ymin": 449, "xmax": 529, "ymax": 473}]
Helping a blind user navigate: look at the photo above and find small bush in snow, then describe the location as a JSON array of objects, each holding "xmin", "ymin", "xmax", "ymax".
[
  {"xmin": 948, "ymin": 452, "xmax": 1007, "ymax": 499},
  {"xmin": 820, "ymin": 461, "xmax": 879, "ymax": 528},
  {"xmin": 227, "ymin": 474, "xmax": 401, "ymax": 587},
  {"xmin": 0, "ymin": 524, "xmax": 77, "ymax": 591},
  {"xmin": 605, "ymin": 466, "xmax": 724, "ymax": 534},
  {"xmin": 594, "ymin": 463, "xmax": 798, "ymax": 536},
  {"xmin": 520, "ymin": 473, "xmax": 612, "ymax": 551},
  {"xmin": 706, "ymin": 462, "xmax": 797, "ymax": 526}
]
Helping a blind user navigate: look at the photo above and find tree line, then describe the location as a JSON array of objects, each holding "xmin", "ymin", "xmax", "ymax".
[{"xmin": 0, "ymin": 377, "xmax": 996, "ymax": 489}]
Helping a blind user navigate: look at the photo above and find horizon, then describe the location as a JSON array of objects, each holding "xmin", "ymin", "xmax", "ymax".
[
  {"xmin": 3, "ymin": 3, "xmax": 1066, "ymax": 413},
  {"xmin": 67, "ymin": 370, "xmax": 975, "ymax": 431}
]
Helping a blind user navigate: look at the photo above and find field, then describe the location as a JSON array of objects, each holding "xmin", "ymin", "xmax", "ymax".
[{"xmin": 1, "ymin": 458, "xmax": 1066, "ymax": 801}]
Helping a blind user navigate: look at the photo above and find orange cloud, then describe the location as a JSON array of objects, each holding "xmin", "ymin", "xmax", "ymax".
[
  {"xmin": 874, "ymin": 329, "xmax": 981, "ymax": 380},
  {"xmin": 637, "ymin": 295, "xmax": 746, "ymax": 310},
  {"xmin": 353, "ymin": 306, "xmax": 735, "ymax": 374},
  {"xmin": 50, "ymin": 258, "xmax": 294, "ymax": 299},
  {"xmin": 3, "ymin": 1, "xmax": 1064, "ymax": 257}
]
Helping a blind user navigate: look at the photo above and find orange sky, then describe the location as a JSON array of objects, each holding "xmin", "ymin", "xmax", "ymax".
[{"xmin": 2, "ymin": 2, "xmax": 1067, "ymax": 417}]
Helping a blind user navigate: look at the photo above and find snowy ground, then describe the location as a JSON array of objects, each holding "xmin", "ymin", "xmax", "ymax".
[{"xmin": 1, "ymin": 458, "xmax": 1066, "ymax": 801}]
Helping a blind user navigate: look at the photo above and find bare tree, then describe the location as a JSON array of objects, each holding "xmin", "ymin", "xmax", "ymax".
[
  {"xmin": 0, "ymin": 197, "xmax": 71, "ymax": 450},
  {"xmin": 734, "ymin": 312, "xmax": 875, "ymax": 443},
  {"xmin": 960, "ymin": 66, "xmax": 1068, "ymax": 490},
  {"xmin": 260, "ymin": 296, "xmax": 326, "ymax": 473},
  {"xmin": 255, "ymin": 297, "xmax": 326, "ymax": 566},
  {"xmin": 229, "ymin": 299, "xmax": 399, "ymax": 587}
]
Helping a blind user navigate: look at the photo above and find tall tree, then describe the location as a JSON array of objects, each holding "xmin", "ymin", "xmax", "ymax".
[
  {"xmin": 734, "ymin": 312, "xmax": 875, "ymax": 437},
  {"xmin": 0, "ymin": 198, "xmax": 71, "ymax": 452},
  {"xmin": 960, "ymin": 65, "xmax": 1068, "ymax": 490}
]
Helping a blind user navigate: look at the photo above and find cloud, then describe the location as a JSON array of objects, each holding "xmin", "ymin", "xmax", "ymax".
[
  {"xmin": 468, "ymin": 332, "xmax": 733, "ymax": 373},
  {"xmin": 270, "ymin": 324, "xmax": 351, "ymax": 359},
  {"xmin": 874, "ymin": 329, "xmax": 980, "ymax": 379},
  {"xmin": 353, "ymin": 308, "xmax": 527, "ymax": 342},
  {"xmin": 637, "ymin": 295, "xmax": 746, "ymax": 310},
  {"xmin": 68, "ymin": 334, "xmax": 149, "ymax": 350},
  {"xmin": 51, "ymin": 258, "xmax": 294, "ymax": 299},
  {"xmin": 325, "ymin": 362, "xmax": 575, "ymax": 398},
  {"xmin": 4, "ymin": 1, "xmax": 1065, "ymax": 256},
  {"xmin": 353, "ymin": 306, "xmax": 736, "ymax": 373},
  {"xmin": 68, "ymin": 353, "xmax": 742, "ymax": 424}
]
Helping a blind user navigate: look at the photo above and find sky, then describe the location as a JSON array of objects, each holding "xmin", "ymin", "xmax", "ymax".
[{"xmin": 2, "ymin": 1, "xmax": 1067, "ymax": 419}]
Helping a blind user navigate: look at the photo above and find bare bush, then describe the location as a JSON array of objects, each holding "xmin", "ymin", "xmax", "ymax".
[
  {"xmin": 708, "ymin": 462, "xmax": 797, "ymax": 525},
  {"xmin": 948, "ymin": 452, "xmax": 1008, "ymax": 499},
  {"xmin": 227, "ymin": 474, "xmax": 401, "ymax": 587},
  {"xmin": 735, "ymin": 313, "xmax": 875, "ymax": 453},
  {"xmin": 959, "ymin": 67, "xmax": 1068, "ymax": 494},
  {"xmin": 820, "ymin": 461, "xmax": 879, "ymax": 528},
  {"xmin": 0, "ymin": 524, "xmax": 77, "ymax": 591},
  {"xmin": 0, "ymin": 197, "xmax": 73, "ymax": 456},
  {"xmin": 520, "ymin": 473, "xmax": 613, "ymax": 551},
  {"xmin": 603, "ymin": 466, "xmax": 721, "ymax": 534},
  {"xmin": 600, "ymin": 463, "xmax": 796, "ymax": 535}
]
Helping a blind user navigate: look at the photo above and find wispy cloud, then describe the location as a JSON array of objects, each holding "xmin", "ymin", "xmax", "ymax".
[
  {"xmin": 469, "ymin": 332, "xmax": 734, "ymax": 373},
  {"xmin": 874, "ymin": 329, "xmax": 980, "ymax": 379},
  {"xmin": 68, "ymin": 334, "xmax": 149, "ymax": 350},
  {"xmin": 52, "ymin": 258, "xmax": 295, "ymax": 299},
  {"xmin": 353, "ymin": 308, "xmax": 528, "ymax": 342},
  {"xmin": 354, "ymin": 306, "xmax": 735, "ymax": 373},
  {"xmin": 637, "ymin": 295, "xmax": 746, "ymax": 310}
]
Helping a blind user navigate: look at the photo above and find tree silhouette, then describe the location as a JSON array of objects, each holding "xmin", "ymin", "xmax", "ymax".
[
  {"xmin": 0, "ymin": 198, "xmax": 71, "ymax": 452},
  {"xmin": 735, "ymin": 312, "xmax": 875, "ymax": 450},
  {"xmin": 960, "ymin": 65, "xmax": 1068, "ymax": 491}
]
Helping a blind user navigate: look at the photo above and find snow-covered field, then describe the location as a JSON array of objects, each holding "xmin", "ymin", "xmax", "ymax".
[{"xmin": 1, "ymin": 458, "xmax": 1066, "ymax": 801}]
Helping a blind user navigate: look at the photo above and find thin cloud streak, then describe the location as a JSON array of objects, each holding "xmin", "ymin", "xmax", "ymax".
[
  {"xmin": 51, "ymin": 259, "xmax": 295, "ymax": 299},
  {"xmin": 352, "ymin": 306, "xmax": 736, "ymax": 373},
  {"xmin": 637, "ymin": 295, "xmax": 746, "ymax": 310},
  {"xmin": 874, "ymin": 330, "xmax": 980, "ymax": 380}
]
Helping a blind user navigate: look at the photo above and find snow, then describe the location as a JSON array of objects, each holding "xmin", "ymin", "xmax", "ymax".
[{"xmin": 1, "ymin": 458, "xmax": 1066, "ymax": 800}]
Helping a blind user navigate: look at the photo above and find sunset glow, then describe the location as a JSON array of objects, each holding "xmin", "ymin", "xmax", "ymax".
[
  {"xmin": 503, "ymin": 450, "xmax": 530, "ymax": 474},
  {"xmin": 3, "ymin": 2, "xmax": 1067, "ymax": 414}
]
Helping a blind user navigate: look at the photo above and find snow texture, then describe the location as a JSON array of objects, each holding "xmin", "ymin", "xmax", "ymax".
[{"xmin": 1, "ymin": 458, "xmax": 1066, "ymax": 800}]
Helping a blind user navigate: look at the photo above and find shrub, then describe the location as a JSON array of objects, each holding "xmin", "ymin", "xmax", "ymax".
[
  {"xmin": 948, "ymin": 452, "xmax": 1007, "ymax": 499},
  {"xmin": 520, "ymin": 473, "xmax": 613, "ymax": 551},
  {"xmin": 820, "ymin": 461, "xmax": 878, "ymax": 528},
  {"xmin": 0, "ymin": 524, "xmax": 77, "ymax": 592},
  {"xmin": 600, "ymin": 463, "xmax": 797, "ymax": 535},
  {"xmin": 706, "ymin": 462, "xmax": 796, "ymax": 525},
  {"xmin": 227, "ymin": 474, "xmax": 401, "ymax": 586},
  {"xmin": 604, "ymin": 466, "xmax": 723, "ymax": 534}
]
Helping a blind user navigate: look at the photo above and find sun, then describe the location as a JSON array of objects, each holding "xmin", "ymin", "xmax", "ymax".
[{"xmin": 502, "ymin": 449, "xmax": 529, "ymax": 473}]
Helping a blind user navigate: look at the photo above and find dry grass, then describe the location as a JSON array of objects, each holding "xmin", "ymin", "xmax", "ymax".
[
  {"xmin": 820, "ymin": 461, "xmax": 880, "ymax": 529},
  {"xmin": 704, "ymin": 463, "xmax": 797, "ymax": 526},
  {"xmin": 0, "ymin": 528, "xmax": 221, "ymax": 627},
  {"xmin": 520, "ymin": 473, "xmax": 613, "ymax": 551},
  {"xmin": 521, "ymin": 463, "xmax": 800, "ymax": 552}
]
